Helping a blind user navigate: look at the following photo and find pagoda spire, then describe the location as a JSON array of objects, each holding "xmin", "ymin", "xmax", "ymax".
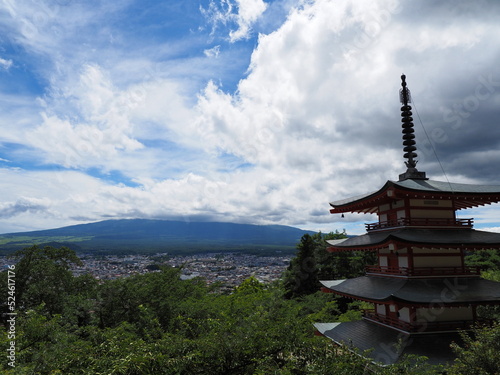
[{"xmin": 398, "ymin": 74, "xmax": 427, "ymax": 181}]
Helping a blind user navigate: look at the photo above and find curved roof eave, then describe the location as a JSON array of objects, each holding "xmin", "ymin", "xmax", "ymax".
[
  {"xmin": 329, "ymin": 181, "xmax": 393, "ymax": 211},
  {"xmin": 326, "ymin": 228, "xmax": 500, "ymax": 251},
  {"xmin": 321, "ymin": 277, "xmax": 500, "ymax": 304},
  {"xmin": 395, "ymin": 179, "xmax": 500, "ymax": 194},
  {"xmin": 329, "ymin": 179, "xmax": 500, "ymax": 213}
]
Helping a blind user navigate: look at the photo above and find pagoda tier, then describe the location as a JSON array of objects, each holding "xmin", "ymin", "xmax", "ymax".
[
  {"xmin": 320, "ymin": 277, "xmax": 500, "ymax": 305},
  {"xmin": 326, "ymin": 229, "xmax": 500, "ymax": 278},
  {"xmin": 330, "ymin": 179, "xmax": 500, "ymax": 214},
  {"xmin": 320, "ymin": 276, "xmax": 500, "ymax": 333},
  {"xmin": 327, "ymin": 228, "xmax": 500, "ymax": 251},
  {"xmin": 314, "ymin": 321, "xmax": 460, "ymax": 365}
]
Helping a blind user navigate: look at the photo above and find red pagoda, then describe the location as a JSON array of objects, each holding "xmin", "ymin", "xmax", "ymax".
[{"xmin": 314, "ymin": 75, "xmax": 500, "ymax": 365}]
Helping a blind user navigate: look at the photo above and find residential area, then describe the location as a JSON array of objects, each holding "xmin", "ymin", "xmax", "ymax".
[{"xmin": 70, "ymin": 253, "xmax": 292, "ymax": 287}]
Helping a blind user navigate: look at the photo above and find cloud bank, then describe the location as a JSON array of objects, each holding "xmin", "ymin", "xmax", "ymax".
[{"xmin": 1, "ymin": 0, "xmax": 500, "ymax": 234}]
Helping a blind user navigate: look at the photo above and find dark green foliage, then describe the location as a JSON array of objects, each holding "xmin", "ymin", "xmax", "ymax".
[
  {"xmin": 317, "ymin": 249, "xmax": 377, "ymax": 280},
  {"xmin": 448, "ymin": 322, "xmax": 500, "ymax": 375},
  {"xmin": 465, "ymin": 249, "xmax": 500, "ymax": 271},
  {"xmin": 95, "ymin": 266, "xmax": 208, "ymax": 331},
  {"xmin": 283, "ymin": 231, "xmax": 376, "ymax": 299},
  {"xmin": 465, "ymin": 249, "xmax": 500, "ymax": 321},
  {"xmin": 0, "ymin": 244, "xmax": 497, "ymax": 374},
  {"xmin": 314, "ymin": 231, "xmax": 377, "ymax": 280},
  {"xmin": 1, "ymin": 251, "xmax": 369, "ymax": 374},
  {"xmin": 476, "ymin": 270, "xmax": 500, "ymax": 321},
  {"xmin": 283, "ymin": 234, "xmax": 321, "ymax": 298},
  {"xmin": 2, "ymin": 245, "xmax": 83, "ymax": 315}
]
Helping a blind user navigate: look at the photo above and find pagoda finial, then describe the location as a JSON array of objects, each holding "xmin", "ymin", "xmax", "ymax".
[{"xmin": 398, "ymin": 74, "xmax": 427, "ymax": 181}]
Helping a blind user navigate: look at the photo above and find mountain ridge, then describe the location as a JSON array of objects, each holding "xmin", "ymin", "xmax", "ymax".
[{"xmin": 0, "ymin": 219, "xmax": 318, "ymax": 255}]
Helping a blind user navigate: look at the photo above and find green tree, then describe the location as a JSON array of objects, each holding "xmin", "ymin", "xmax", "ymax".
[
  {"xmin": 465, "ymin": 249, "xmax": 500, "ymax": 271},
  {"xmin": 6, "ymin": 245, "xmax": 83, "ymax": 315},
  {"xmin": 449, "ymin": 322, "xmax": 500, "ymax": 375},
  {"xmin": 283, "ymin": 234, "xmax": 321, "ymax": 298},
  {"xmin": 234, "ymin": 275, "xmax": 265, "ymax": 294},
  {"xmin": 481, "ymin": 269, "xmax": 500, "ymax": 282},
  {"xmin": 96, "ymin": 265, "xmax": 208, "ymax": 332},
  {"xmin": 308, "ymin": 230, "xmax": 376, "ymax": 280},
  {"xmin": 2, "ymin": 244, "xmax": 473, "ymax": 374},
  {"xmin": 314, "ymin": 231, "xmax": 347, "ymax": 279}
]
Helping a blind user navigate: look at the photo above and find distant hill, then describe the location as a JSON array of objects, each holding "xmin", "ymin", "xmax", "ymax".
[{"xmin": 0, "ymin": 219, "xmax": 317, "ymax": 255}]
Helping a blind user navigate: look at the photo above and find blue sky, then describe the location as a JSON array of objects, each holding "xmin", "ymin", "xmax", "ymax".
[{"xmin": 1, "ymin": 0, "xmax": 500, "ymax": 234}]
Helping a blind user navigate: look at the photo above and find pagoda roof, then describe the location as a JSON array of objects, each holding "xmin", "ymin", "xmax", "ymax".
[
  {"xmin": 320, "ymin": 276, "xmax": 500, "ymax": 305},
  {"xmin": 314, "ymin": 320, "xmax": 460, "ymax": 365},
  {"xmin": 326, "ymin": 228, "xmax": 500, "ymax": 251},
  {"xmin": 330, "ymin": 178, "xmax": 500, "ymax": 213}
]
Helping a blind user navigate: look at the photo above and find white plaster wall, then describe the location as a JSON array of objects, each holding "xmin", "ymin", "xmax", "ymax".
[
  {"xmin": 399, "ymin": 307, "xmax": 410, "ymax": 322},
  {"xmin": 392, "ymin": 200, "xmax": 405, "ymax": 209},
  {"xmin": 413, "ymin": 247, "xmax": 460, "ymax": 254},
  {"xmin": 410, "ymin": 199, "xmax": 453, "ymax": 207},
  {"xmin": 379, "ymin": 256, "xmax": 388, "ymax": 267},
  {"xmin": 413, "ymin": 256, "xmax": 462, "ymax": 267},
  {"xmin": 376, "ymin": 304, "xmax": 385, "ymax": 315},
  {"xmin": 379, "ymin": 203, "xmax": 390, "ymax": 212},
  {"xmin": 416, "ymin": 307, "xmax": 473, "ymax": 322},
  {"xmin": 397, "ymin": 247, "xmax": 407, "ymax": 254},
  {"xmin": 398, "ymin": 257, "xmax": 408, "ymax": 268},
  {"xmin": 410, "ymin": 209, "xmax": 454, "ymax": 218}
]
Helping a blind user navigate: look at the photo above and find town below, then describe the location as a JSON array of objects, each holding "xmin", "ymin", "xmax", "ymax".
[{"xmin": 47, "ymin": 253, "xmax": 292, "ymax": 289}]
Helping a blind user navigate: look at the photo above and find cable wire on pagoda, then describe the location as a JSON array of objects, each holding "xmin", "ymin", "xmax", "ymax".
[{"xmin": 410, "ymin": 97, "xmax": 454, "ymax": 193}]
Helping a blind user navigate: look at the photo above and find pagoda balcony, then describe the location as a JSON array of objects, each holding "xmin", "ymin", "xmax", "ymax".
[
  {"xmin": 365, "ymin": 218, "xmax": 473, "ymax": 231},
  {"xmin": 362, "ymin": 310, "xmax": 474, "ymax": 333},
  {"xmin": 365, "ymin": 265, "xmax": 481, "ymax": 277}
]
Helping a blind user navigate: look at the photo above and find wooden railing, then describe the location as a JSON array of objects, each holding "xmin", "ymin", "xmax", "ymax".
[
  {"xmin": 365, "ymin": 265, "xmax": 481, "ymax": 277},
  {"xmin": 362, "ymin": 311, "xmax": 474, "ymax": 333},
  {"xmin": 362, "ymin": 311, "xmax": 413, "ymax": 331},
  {"xmin": 365, "ymin": 218, "xmax": 473, "ymax": 231}
]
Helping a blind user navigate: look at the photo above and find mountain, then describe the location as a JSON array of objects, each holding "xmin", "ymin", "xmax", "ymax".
[{"xmin": 0, "ymin": 219, "xmax": 317, "ymax": 255}]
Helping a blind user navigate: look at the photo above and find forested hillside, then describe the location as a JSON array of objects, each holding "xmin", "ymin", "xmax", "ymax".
[
  {"xmin": 1, "ymin": 235, "xmax": 499, "ymax": 374},
  {"xmin": 0, "ymin": 219, "xmax": 316, "ymax": 255}
]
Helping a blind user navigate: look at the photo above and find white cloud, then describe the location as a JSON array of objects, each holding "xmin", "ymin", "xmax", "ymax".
[
  {"xmin": 25, "ymin": 63, "xmax": 203, "ymax": 179},
  {"xmin": 195, "ymin": 0, "xmax": 407, "ymax": 174},
  {"xmin": 0, "ymin": 57, "xmax": 13, "ymax": 70},
  {"xmin": 0, "ymin": 1, "xmax": 125, "ymax": 57},
  {"xmin": 0, "ymin": 197, "xmax": 49, "ymax": 218},
  {"xmin": 27, "ymin": 64, "xmax": 143, "ymax": 170},
  {"xmin": 0, "ymin": 166, "xmax": 323, "ymax": 233},
  {"xmin": 190, "ymin": 0, "xmax": 500, "ymax": 228},
  {"xmin": 204, "ymin": 45, "xmax": 221, "ymax": 58},
  {"xmin": 229, "ymin": 0, "xmax": 268, "ymax": 42},
  {"xmin": 201, "ymin": 0, "xmax": 268, "ymax": 42}
]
